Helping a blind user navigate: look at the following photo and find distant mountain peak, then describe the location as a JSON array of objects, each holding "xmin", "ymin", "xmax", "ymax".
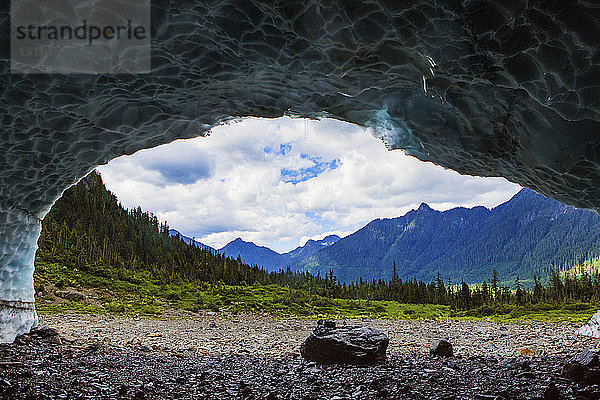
[
  {"xmin": 417, "ymin": 202, "xmax": 433, "ymax": 212},
  {"xmin": 322, "ymin": 234, "xmax": 341, "ymax": 242},
  {"xmin": 514, "ymin": 187, "xmax": 536, "ymax": 198}
]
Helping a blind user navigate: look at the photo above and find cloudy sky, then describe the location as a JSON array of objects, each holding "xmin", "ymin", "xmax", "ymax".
[{"xmin": 98, "ymin": 117, "xmax": 521, "ymax": 253}]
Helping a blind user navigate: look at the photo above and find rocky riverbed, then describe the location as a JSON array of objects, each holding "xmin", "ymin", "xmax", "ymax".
[
  {"xmin": 39, "ymin": 312, "xmax": 597, "ymax": 358},
  {"xmin": 0, "ymin": 312, "xmax": 598, "ymax": 399}
]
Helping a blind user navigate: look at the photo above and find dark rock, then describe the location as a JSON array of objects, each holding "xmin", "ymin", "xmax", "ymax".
[
  {"xmin": 240, "ymin": 384, "xmax": 252, "ymax": 398},
  {"xmin": 543, "ymin": 383, "xmax": 565, "ymax": 400},
  {"xmin": 300, "ymin": 321, "xmax": 388, "ymax": 365},
  {"xmin": 586, "ymin": 369, "xmax": 600, "ymax": 386},
  {"xmin": 519, "ymin": 360, "xmax": 532, "ymax": 371},
  {"xmin": 562, "ymin": 363, "xmax": 590, "ymax": 382},
  {"xmin": 13, "ymin": 334, "xmax": 31, "ymax": 345},
  {"xmin": 266, "ymin": 392, "xmax": 278, "ymax": 400},
  {"xmin": 118, "ymin": 384, "xmax": 129, "ymax": 395},
  {"xmin": 430, "ymin": 339, "xmax": 454, "ymax": 357},
  {"xmin": 516, "ymin": 371, "xmax": 536, "ymax": 379},
  {"xmin": 579, "ymin": 386, "xmax": 600, "ymax": 400},
  {"xmin": 30, "ymin": 326, "xmax": 59, "ymax": 339},
  {"xmin": 318, "ymin": 320, "xmax": 336, "ymax": 330},
  {"xmin": 571, "ymin": 351, "xmax": 600, "ymax": 368},
  {"xmin": 22, "ymin": 326, "xmax": 62, "ymax": 345}
]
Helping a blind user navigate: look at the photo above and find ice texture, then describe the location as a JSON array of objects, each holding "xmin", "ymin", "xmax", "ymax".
[
  {"xmin": 1, "ymin": 1, "xmax": 600, "ymax": 340},
  {"xmin": 576, "ymin": 311, "xmax": 600, "ymax": 339},
  {"xmin": 0, "ymin": 200, "xmax": 40, "ymax": 342}
]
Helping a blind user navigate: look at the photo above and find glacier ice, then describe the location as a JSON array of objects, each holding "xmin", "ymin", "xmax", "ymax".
[
  {"xmin": 0, "ymin": 200, "xmax": 41, "ymax": 343},
  {"xmin": 577, "ymin": 311, "xmax": 600, "ymax": 339},
  {"xmin": 1, "ymin": 1, "xmax": 600, "ymax": 341}
]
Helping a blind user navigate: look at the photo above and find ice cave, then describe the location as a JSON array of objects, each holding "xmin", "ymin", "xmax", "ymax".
[{"xmin": 2, "ymin": 0, "xmax": 600, "ymax": 342}]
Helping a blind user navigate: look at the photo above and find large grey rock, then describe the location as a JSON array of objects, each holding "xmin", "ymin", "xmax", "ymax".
[
  {"xmin": 561, "ymin": 362, "xmax": 589, "ymax": 382},
  {"xmin": 569, "ymin": 350, "xmax": 599, "ymax": 368},
  {"xmin": 430, "ymin": 339, "xmax": 454, "ymax": 357},
  {"xmin": 300, "ymin": 321, "xmax": 388, "ymax": 365}
]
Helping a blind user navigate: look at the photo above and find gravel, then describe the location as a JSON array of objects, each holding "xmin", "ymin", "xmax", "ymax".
[
  {"xmin": 0, "ymin": 312, "xmax": 597, "ymax": 399},
  {"xmin": 39, "ymin": 312, "xmax": 598, "ymax": 358}
]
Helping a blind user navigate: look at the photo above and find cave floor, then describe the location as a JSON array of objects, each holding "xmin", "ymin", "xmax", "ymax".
[{"xmin": 0, "ymin": 313, "xmax": 598, "ymax": 399}]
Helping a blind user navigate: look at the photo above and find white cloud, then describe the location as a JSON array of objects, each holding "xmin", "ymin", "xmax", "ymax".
[{"xmin": 97, "ymin": 117, "xmax": 521, "ymax": 253}]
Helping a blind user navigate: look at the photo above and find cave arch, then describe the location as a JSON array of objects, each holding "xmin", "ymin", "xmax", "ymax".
[{"xmin": 2, "ymin": 0, "xmax": 600, "ymax": 341}]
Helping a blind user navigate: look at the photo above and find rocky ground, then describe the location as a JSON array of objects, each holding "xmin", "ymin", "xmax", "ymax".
[
  {"xmin": 38, "ymin": 312, "xmax": 598, "ymax": 359},
  {"xmin": 0, "ymin": 312, "xmax": 599, "ymax": 399}
]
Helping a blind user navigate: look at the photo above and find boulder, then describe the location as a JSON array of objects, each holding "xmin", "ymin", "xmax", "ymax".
[
  {"xmin": 15, "ymin": 326, "xmax": 61, "ymax": 345},
  {"xmin": 561, "ymin": 362, "xmax": 589, "ymax": 382},
  {"xmin": 543, "ymin": 383, "xmax": 565, "ymax": 400},
  {"xmin": 569, "ymin": 350, "xmax": 599, "ymax": 368},
  {"xmin": 29, "ymin": 326, "xmax": 59, "ymax": 339},
  {"xmin": 430, "ymin": 339, "xmax": 453, "ymax": 357},
  {"xmin": 300, "ymin": 320, "xmax": 388, "ymax": 365}
]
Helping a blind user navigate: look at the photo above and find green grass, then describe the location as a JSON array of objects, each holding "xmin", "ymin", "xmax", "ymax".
[
  {"xmin": 34, "ymin": 255, "xmax": 599, "ymax": 323},
  {"xmin": 453, "ymin": 302, "xmax": 599, "ymax": 323}
]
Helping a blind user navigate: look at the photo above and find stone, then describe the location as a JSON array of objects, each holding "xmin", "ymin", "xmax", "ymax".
[
  {"xmin": 586, "ymin": 369, "xmax": 600, "ymax": 386},
  {"xmin": 561, "ymin": 362, "xmax": 589, "ymax": 382},
  {"xmin": 430, "ymin": 340, "xmax": 453, "ymax": 357},
  {"xmin": 118, "ymin": 385, "xmax": 129, "ymax": 396},
  {"xmin": 543, "ymin": 383, "xmax": 565, "ymax": 400},
  {"xmin": 300, "ymin": 320, "xmax": 388, "ymax": 365},
  {"xmin": 266, "ymin": 392, "xmax": 278, "ymax": 400},
  {"xmin": 570, "ymin": 351, "xmax": 599, "ymax": 368},
  {"xmin": 21, "ymin": 326, "xmax": 62, "ymax": 345},
  {"xmin": 29, "ymin": 326, "xmax": 59, "ymax": 339},
  {"xmin": 520, "ymin": 348, "xmax": 535, "ymax": 356}
]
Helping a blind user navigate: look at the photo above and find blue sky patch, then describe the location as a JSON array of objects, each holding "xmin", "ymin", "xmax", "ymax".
[
  {"xmin": 281, "ymin": 155, "xmax": 340, "ymax": 184},
  {"xmin": 264, "ymin": 143, "xmax": 293, "ymax": 156}
]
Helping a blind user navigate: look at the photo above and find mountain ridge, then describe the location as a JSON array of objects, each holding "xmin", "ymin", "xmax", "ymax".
[
  {"xmin": 168, "ymin": 229, "xmax": 213, "ymax": 251},
  {"xmin": 290, "ymin": 188, "xmax": 600, "ymax": 283},
  {"xmin": 207, "ymin": 189, "xmax": 600, "ymax": 283},
  {"xmin": 218, "ymin": 234, "xmax": 341, "ymax": 272}
]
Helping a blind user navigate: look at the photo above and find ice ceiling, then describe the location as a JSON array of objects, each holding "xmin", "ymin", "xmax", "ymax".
[{"xmin": 1, "ymin": 0, "xmax": 600, "ymax": 341}]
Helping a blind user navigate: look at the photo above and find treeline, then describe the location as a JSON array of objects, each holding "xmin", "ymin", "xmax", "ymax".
[
  {"xmin": 38, "ymin": 171, "xmax": 600, "ymax": 313},
  {"xmin": 318, "ymin": 268, "xmax": 600, "ymax": 311}
]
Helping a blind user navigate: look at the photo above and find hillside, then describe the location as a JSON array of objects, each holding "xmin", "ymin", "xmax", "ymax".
[{"xmin": 289, "ymin": 189, "xmax": 600, "ymax": 284}]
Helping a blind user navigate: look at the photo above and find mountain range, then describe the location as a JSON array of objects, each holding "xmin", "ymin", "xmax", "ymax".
[
  {"xmin": 173, "ymin": 189, "xmax": 600, "ymax": 284},
  {"xmin": 219, "ymin": 235, "xmax": 341, "ymax": 272},
  {"xmin": 169, "ymin": 229, "xmax": 341, "ymax": 273}
]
